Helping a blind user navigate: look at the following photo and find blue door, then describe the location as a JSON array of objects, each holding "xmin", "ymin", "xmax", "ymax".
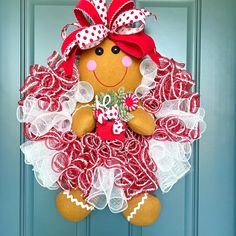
[{"xmin": 0, "ymin": 0, "xmax": 235, "ymax": 235}]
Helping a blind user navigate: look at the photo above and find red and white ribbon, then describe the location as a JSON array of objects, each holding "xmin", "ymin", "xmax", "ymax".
[
  {"xmin": 62, "ymin": 0, "xmax": 154, "ymax": 55},
  {"xmin": 96, "ymin": 106, "xmax": 119, "ymax": 124},
  {"xmin": 59, "ymin": 0, "xmax": 160, "ymax": 76}
]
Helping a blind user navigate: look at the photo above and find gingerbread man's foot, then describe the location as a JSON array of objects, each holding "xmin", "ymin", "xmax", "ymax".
[
  {"xmin": 56, "ymin": 189, "xmax": 94, "ymax": 222},
  {"xmin": 122, "ymin": 193, "xmax": 161, "ymax": 226}
]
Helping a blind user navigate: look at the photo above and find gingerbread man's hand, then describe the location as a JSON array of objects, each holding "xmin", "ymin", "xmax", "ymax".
[
  {"xmin": 127, "ymin": 108, "xmax": 155, "ymax": 136},
  {"xmin": 72, "ymin": 104, "xmax": 96, "ymax": 138}
]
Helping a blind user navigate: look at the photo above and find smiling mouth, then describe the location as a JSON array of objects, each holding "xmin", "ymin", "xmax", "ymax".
[{"xmin": 93, "ymin": 68, "xmax": 128, "ymax": 88}]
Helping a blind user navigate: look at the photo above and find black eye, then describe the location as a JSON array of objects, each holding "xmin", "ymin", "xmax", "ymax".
[
  {"xmin": 111, "ymin": 46, "xmax": 120, "ymax": 54},
  {"xmin": 95, "ymin": 47, "xmax": 104, "ymax": 56}
]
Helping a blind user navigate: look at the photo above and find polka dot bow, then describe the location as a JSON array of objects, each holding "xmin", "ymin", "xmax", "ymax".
[{"xmin": 60, "ymin": 0, "xmax": 160, "ymax": 76}]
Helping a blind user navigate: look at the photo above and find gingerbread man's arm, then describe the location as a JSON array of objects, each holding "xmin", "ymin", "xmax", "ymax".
[
  {"xmin": 127, "ymin": 107, "xmax": 155, "ymax": 136},
  {"xmin": 71, "ymin": 102, "xmax": 96, "ymax": 138}
]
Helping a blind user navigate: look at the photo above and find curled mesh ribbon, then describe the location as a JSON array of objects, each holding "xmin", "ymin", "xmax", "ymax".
[
  {"xmin": 18, "ymin": 51, "xmax": 79, "ymax": 111},
  {"xmin": 153, "ymin": 98, "xmax": 206, "ymax": 142},
  {"xmin": 154, "ymin": 98, "xmax": 206, "ymax": 142},
  {"xmin": 20, "ymin": 130, "xmax": 158, "ymax": 203},
  {"xmin": 19, "ymin": 55, "xmax": 206, "ymax": 207},
  {"xmin": 17, "ymin": 51, "xmax": 95, "ymax": 138},
  {"xmin": 17, "ymin": 95, "xmax": 73, "ymax": 136},
  {"xmin": 152, "ymin": 57, "xmax": 195, "ymax": 102}
]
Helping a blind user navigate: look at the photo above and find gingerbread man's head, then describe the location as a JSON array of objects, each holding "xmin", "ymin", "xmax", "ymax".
[{"xmin": 78, "ymin": 38, "xmax": 143, "ymax": 95}]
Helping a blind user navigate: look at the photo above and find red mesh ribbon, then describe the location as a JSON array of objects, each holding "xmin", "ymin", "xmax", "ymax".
[
  {"xmin": 19, "ymin": 53, "xmax": 203, "ymax": 197},
  {"xmin": 144, "ymin": 57, "xmax": 201, "ymax": 142},
  {"xmin": 18, "ymin": 51, "xmax": 78, "ymax": 112},
  {"xmin": 50, "ymin": 131, "xmax": 158, "ymax": 199}
]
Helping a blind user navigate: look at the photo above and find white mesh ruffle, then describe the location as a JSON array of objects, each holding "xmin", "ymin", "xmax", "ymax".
[
  {"xmin": 86, "ymin": 167, "xmax": 128, "ymax": 213},
  {"xmin": 150, "ymin": 98, "xmax": 206, "ymax": 193},
  {"xmin": 20, "ymin": 141, "xmax": 60, "ymax": 190},
  {"xmin": 17, "ymin": 81, "xmax": 94, "ymax": 137},
  {"xmin": 134, "ymin": 58, "xmax": 157, "ymax": 99},
  {"xmin": 149, "ymin": 139, "xmax": 192, "ymax": 193}
]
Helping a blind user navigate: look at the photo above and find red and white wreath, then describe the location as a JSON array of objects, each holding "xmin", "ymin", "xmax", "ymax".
[{"xmin": 17, "ymin": 0, "xmax": 206, "ymax": 213}]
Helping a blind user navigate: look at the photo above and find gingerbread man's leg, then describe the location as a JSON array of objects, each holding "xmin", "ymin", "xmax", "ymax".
[
  {"xmin": 56, "ymin": 189, "xmax": 94, "ymax": 222},
  {"xmin": 122, "ymin": 193, "xmax": 161, "ymax": 226}
]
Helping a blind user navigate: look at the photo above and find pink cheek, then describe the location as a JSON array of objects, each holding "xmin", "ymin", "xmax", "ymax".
[
  {"xmin": 87, "ymin": 60, "xmax": 97, "ymax": 71},
  {"xmin": 122, "ymin": 56, "xmax": 132, "ymax": 68}
]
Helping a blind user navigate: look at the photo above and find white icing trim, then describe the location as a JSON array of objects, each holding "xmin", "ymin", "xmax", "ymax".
[
  {"xmin": 63, "ymin": 190, "xmax": 94, "ymax": 211},
  {"xmin": 127, "ymin": 193, "xmax": 148, "ymax": 221}
]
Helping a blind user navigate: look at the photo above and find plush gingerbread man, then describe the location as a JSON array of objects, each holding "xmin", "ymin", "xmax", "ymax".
[{"xmin": 56, "ymin": 38, "xmax": 161, "ymax": 226}]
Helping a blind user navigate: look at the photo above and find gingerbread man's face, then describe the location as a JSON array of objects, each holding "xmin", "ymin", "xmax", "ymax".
[{"xmin": 78, "ymin": 38, "xmax": 142, "ymax": 95}]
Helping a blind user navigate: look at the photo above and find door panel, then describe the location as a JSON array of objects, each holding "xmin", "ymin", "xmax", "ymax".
[
  {"xmin": 0, "ymin": 0, "xmax": 21, "ymax": 235},
  {"xmin": 34, "ymin": 4, "xmax": 75, "ymax": 64},
  {"xmin": 144, "ymin": 6, "xmax": 188, "ymax": 62},
  {"xmin": 199, "ymin": 0, "xmax": 236, "ymax": 235},
  {"xmin": 0, "ymin": 0, "xmax": 235, "ymax": 236}
]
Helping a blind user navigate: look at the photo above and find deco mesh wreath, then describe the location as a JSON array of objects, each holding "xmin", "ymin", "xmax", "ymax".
[{"xmin": 17, "ymin": 0, "xmax": 206, "ymax": 226}]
